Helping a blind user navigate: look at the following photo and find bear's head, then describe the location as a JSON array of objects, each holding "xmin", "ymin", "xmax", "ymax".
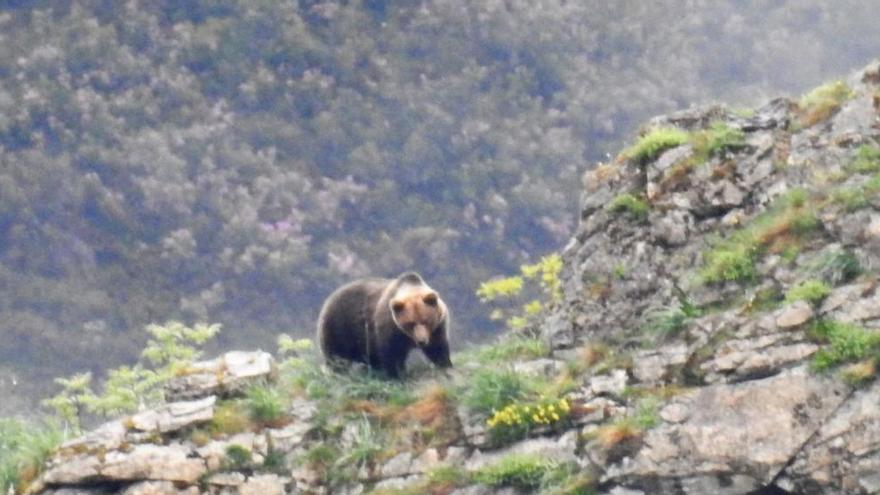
[{"xmin": 389, "ymin": 283, "xmax": 446, "ymax": 347}]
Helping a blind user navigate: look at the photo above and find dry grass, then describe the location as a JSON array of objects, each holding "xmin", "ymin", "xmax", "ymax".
[
  {"xmin": 796, "ymin": 80, "xmax": 854, "ymax": 129},
  {"xmin": 593, "ymin": 420, "xmax": 642, "ymax": 449},
  {"xmin": 842, "ymin": 359, "xmax": 877, "ymax": 385},
  {"xmin": 589, "ymin": 162, "xmax": 620, "ymax": 188},
  {"xmin": 207, "ymin": 401, "xmax": 253, "ymax": 437}
]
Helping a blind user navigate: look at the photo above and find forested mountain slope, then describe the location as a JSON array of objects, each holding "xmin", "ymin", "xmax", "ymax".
[{"xmin": 3, "ymin": 0, "xmax": 880, "ymax": 412}]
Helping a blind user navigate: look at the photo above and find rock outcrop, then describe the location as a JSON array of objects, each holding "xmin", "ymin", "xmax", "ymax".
[{"xmin": 24, "ymin": 61, "xmax": 880, "ymax": 495}]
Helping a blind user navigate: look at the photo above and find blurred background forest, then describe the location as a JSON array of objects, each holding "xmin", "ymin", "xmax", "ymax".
[{"xmin": 2, "ymin": 0, "xmax": 880, "ymax": 414}]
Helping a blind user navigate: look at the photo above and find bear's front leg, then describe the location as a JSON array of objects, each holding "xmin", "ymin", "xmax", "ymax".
[{"xmin": 423, "ymin": 335, "xmax": 452, "ymax": 369}]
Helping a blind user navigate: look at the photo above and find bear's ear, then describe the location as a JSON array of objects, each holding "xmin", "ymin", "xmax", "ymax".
[
  {"xmin": 423, "ymin": 292, "xmax": 438, "ymax": 306},
  {"xmin": 391, "ymin": 300, "xmax": 406, "ymax": 314}
]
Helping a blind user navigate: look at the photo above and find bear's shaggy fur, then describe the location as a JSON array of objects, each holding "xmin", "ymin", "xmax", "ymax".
[{"xmin": 317, "ymin": 272, "xmax": 451, "ymax": 378}]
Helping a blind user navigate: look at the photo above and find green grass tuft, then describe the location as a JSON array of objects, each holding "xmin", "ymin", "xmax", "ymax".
[
  {"xmin": 621, "ymin": 127, "xmax": 689, "ymax": 164},
  {"xmin": 848, "ymin": 144, "xmax": 880, "ymax": 173},
  {"xmin": 472, "ymin": 454, "xmax": 568, "ymax": 490},
  {"xmin": 646, "ymin": 301, "xmax": 702, "ymax": 340},
  {"xmin": 784, "ymin": 279, "xmax": 831, "ymax": 305},
  {"xmin": 700, "ymin": 189, "xmax": 822, "ymax": 284},
  {"xmin": 336, "ymin": 418, "xmax": 384, "ymax": 471},
  {"xmin": 245, "ymin": 384, "xmax": 287, "ymax": 425},
  {"xmin": 461, "ymin": 368, "xmax": 533, "ymax": 417},
  {"xmin": 809, "ymin": 320, "xmax": 880, "ymax": 372},
  {"xmin": 608, "ymin": 193, "xmax": 649, "ymax": 220},
  {"xmin": 691, "ymin": 121, "xmax": 746, "ymax": 160},
  {"xmin": 700, "ymin": 244, "xmax": 757, "ymax": 283}
]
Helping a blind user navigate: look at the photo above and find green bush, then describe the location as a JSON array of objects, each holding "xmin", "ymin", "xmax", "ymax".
[
  {"xmin": 43, "ymin": 321, "xmax": 221, "ymax": 431},
  {"xmin": 621, "ymin": 128, "xmax": 689, "ymax": 164}
]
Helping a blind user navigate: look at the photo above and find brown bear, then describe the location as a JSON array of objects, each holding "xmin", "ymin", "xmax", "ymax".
[{"xmin": 317, "ymin": 271, "xmax": 452, "ymax": 378}]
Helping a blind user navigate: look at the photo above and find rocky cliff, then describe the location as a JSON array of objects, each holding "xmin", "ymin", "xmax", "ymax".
[{"xmin": 22, "ymin": 61, "xmax": 880, "ymax": 495}]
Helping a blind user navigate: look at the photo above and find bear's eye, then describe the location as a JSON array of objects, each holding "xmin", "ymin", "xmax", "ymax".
[
  {"xmin": 423, "ymin": 293, "xmax": 438, "ymax": 306},
  {"xmin": 391, "ymin": 301, "xmax": 406, "ymax": 313}
]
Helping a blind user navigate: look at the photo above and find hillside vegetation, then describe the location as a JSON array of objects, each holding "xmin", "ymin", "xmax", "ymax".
[{"xmin": 3, "ymin": 0, "xmax": 880, "ymax": 412}]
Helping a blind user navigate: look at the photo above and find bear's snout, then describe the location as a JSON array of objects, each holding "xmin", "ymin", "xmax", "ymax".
[{"xmin": 413, "ymin": 325, "xmax": 430, "ymax": 346}]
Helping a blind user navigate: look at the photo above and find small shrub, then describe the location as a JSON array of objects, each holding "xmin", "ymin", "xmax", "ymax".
[
  {"xmin": 797, "ymin": 80, "xmax": 854, "ymax": 128},
  {"xmin": 848, "ymin": 144, "xmax": 880, "ymax": 173},
  {"xmin": 44, "ymin": 322, "xmax": 221, "ymax": 427},
  {"xmin": 477, "ymin": 253, "xmax": 563, "ymax": 332},
  {"xmin": 700, "ymin": 244, "xmax": 757, "ymax": 283},
  {"xmin": 621, "ymin": 127, "xmax": 689, "ymax": 164},
  {"xmin": 810, "ymin": 248, "xmax": 862, "ymax": 285},
  {"xmin": 262, "ymin": 449, "xmax": 287, "ymax": 474},
  {"xmin": 784, "ymin": 279, "xmax": 831, "ymax": 305},
  {"xmin": 608, "ymin": 193, "xmax": 649, "ymax": 221},
  {"xmin": 476, "ymin": 276, "xmax": 524, "ymax": 301},
  {"xmin": 461, "ymin": 368, "xmax": 532, "ymax": 417},
  {"xmin": 224, "ymin": 444, "xmax": 253, "ymax": 470}
]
